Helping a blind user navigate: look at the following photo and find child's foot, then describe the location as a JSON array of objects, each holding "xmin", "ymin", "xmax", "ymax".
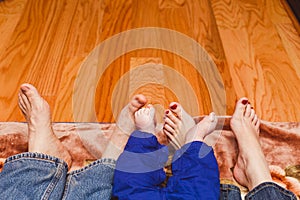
[
  {"xmin": 163, "ymin": 102, "xmax": 195, "ymax": 149},
  {"xmin": 231, "ymin": 98, "xmax": 272, "ymax": 190},
  {"xmin": 18, "ymin": 83, "xmax": 72, "ymax": 168},
  {"xmin": 116, "ymin": 94, "xmax": 147, "ymax": 134},
  {"xmin": 185, "ymin": 112, "xmax": 217, "ymax": 144},
  {"xmin": 135, "ymin": 106, "xmax": 156, "ymax": 134}
]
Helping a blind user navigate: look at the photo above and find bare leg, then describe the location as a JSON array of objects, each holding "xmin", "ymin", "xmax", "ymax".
[
  {"xmin": 102, "ymin": 95, "xmax": 147, "ymax": 160},
  {"xmin": 163, "ymin": 102, "xmax": 196, "ymax": 149},
  {"xmin": 18, "ymin": 83, "xmax": 72, "ymax": 168},
  {"xmin": 231, "ymin": 97, "xmax": 272, "ymax": 190}
]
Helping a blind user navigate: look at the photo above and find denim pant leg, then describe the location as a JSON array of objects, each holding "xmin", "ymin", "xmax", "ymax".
[
  {"xmin": 62, "ymin": 158, "xmax": 116, "ymax": 200},
  {"xmin": 165, "ymin": 142, "xmax": 220, "ymax": 199},
  {"xmin": 219, "ymin": 182, "xmax": 297, "ymax": 200},
  {"xmin": 112, "ymin": 130, "xmax": 169, "ymax": 200},
  {"xmin": 245, "ymin": 182, "xmax": 297, "ymax": 200},
  {"xmin": 0, "ymin": 152, "xmax": 68, "ymax": 200},
  {"xmin": 219, "ymin": 184, "xmax": 242, "ymax": 200}
]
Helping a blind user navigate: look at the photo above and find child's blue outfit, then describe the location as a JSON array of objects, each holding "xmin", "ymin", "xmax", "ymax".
[{"xmin": 112, "ymin": 130, "xmax": 220, "ymax": 199}]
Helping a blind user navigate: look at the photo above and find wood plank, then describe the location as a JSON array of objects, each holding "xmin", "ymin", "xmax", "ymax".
[
  {"xmin": 0, "ymin": 0, "xmax": 27, "ymax": 55},
  {"xmin": 212, "ymin": 0, "xmax": 300, "ymax": 121},
  {"xmin": 0, "ymin": 0, "xmax": 300, "ymax": 122},
  {"xmin": 241, "ymin": 0, "xmax": 300, "ymax": 121}
]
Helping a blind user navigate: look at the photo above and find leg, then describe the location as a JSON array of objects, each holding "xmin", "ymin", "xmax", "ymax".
[
  {"xmin": 231, "ymin": 98, "xmax": 297, "ymax": 200},
  {"xmin": 18, "ymin": 83, "xmax": 72, "ymax": 167},
  {"xmin": 219, "ymin": 184, "xmax": 242, "ymax": 200},
  {"xmin": 0, "ymin": 153, "xmax": 68, "ymax": 200},
  {"xmin": 101, "ymin": 94, "xmax": 147, "ymax": 160},
  {"xmin": 164, "ymin": 111, "xmax": 220, "ymax": 199},
  {"xmin": 113, "ymin": 106, "xmax": 168, "ymax": 200},
  {"xmin": 62, "ymin": 158, "xmax": 116, "ymax": 200},
  {"xmin": 0, "ymin": 83, "xmax": 71, "ymax": 199}
]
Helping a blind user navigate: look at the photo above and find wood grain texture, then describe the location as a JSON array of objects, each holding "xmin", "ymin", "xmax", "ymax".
[{"xmin": 0, "ymin": 0, "xmax": 300, "ymax": 122}]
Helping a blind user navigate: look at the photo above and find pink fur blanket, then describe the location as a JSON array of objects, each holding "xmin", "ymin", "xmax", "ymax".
[{"xmin": 0, "ymin": 117, "xmax": 299, "ymax": 195}]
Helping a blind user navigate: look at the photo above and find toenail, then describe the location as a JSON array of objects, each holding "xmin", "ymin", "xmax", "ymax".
[
  {"xmin": 251, "ymin": 107, "xmax": 254, "ymax": 109},
  {"xmin": 165, "ymin": 110, "xmax": 169, "ymax": 114},
  {"xmin": 170, "ymin": 104, "xmax": 177, "ymax": 110},
  {"xmin": 21, "ymin": 87, "xmax": 29, "ymax": 92},
  {"xmin": 241, "ymin": 99, "xmax": 248, "ymax": 105}
]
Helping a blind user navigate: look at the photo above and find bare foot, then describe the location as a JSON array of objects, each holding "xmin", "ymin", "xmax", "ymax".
[
  {"xmin": 231, "ymin": 97, "xmax": 272, "ymax": 190},
  {"xmin": 163, "ymin": 102, "xmax": 196, "ymax": 149},
  {"xmin": 116, "ymin": 94, "xmax": 147, "ymax": 134},
  {"xmin": 185, "ymin": 112, "xmax": 217, "ymax": 144},
  {"xmin": 18, "ymin": 83, "xmax": 72, "ymax": 168},
  {"xmin": 102, "ymin": 95, "xmax": 147, "ymax": 160},
  {"xmin": 135, "ymin": 106, "xmax": 156, "ymax": 133}
]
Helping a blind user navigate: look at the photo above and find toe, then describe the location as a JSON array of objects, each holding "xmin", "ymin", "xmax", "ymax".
[
  {"xmin": 249, "ymin": 108, "xmax": 255, "ymax": 120},
  {"xmin": 20, "ymin": 91, "xmax": 31, "ymax": 110},
  {"xmin": 252, "ymin": 114, "xmax": 258, "ymax": 125},
  {"xmin": 209, "ymin": 112, "xmax": 217, "ymax": 122},
  {"xmin": 233, "ymin": 97, "xmax": 248, "ymax": 117},
  {"xmin": 164, "ymin": 123, "xmax": 176, "ymax": 135},
  {"xmin": 245, "ymin": 104, "xmax": 252, "ymax": 117},
  {"xmin": 129, "ymin": 94, "xmax": 147, "ymax": 114},
  {"xmin": 165, "ymin": 109, "xmax": 180, "ymax": 125},
  {"xmin": 21, "ymin": 83, "xmax": 40, "ymax": 99},
  {"xmin": 169, "ymin": 102, "xmax": 182, "ymax": 119},
  {"xmin": 18, "ymin": 93, "xmax": 27, "ymax": 114},
  {"xmin": 132, "ymin": 94, "xmax": 147, "ymax": 108},
  {"xmin": 149, "ymin": 106, "xmax": 155, "ymax": 118},
  {"xmin": 164, "ymin": 117, "xmax": 176, "ymax": 130}
]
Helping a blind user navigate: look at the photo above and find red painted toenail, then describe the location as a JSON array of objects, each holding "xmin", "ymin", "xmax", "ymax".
[
  {"xmin": 241, "ymin": 100, "xmax": 248, "ymax": 105},
  {"xmin": 170, "ymin": 104, "xmax": 177, "ymax": 110},
  {"xmin": 21, "ymin": 86, "xmax": 29, "ymax": 92},
  {"xmin": 251, "ymin": 107, "xmax": 254, "ymax": 109},
  {"xmin": 165, "ymin": 110, "xmax": 169, "ymax": 114}
]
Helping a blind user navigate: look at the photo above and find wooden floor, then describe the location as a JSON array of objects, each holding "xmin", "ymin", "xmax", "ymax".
[{"xmin": 0, "ymin": 0, "xmax": 300, "ymax": 122}]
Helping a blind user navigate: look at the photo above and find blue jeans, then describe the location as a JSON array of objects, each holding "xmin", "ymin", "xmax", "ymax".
[
  {"xmin": 220, "ymin": 182, "xmax": 297, "ymax": 200},
  {"xmin": 0, "ymin": 152, "xmax": 115, "ymax": 200}
]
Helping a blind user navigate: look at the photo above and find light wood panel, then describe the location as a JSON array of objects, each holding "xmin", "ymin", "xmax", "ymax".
[{"xmin": 0, "ymin": 0, "xmax": 300, "ymax": 122}]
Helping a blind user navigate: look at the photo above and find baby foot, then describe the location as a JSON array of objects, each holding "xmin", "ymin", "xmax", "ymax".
[
  {"xmin": 135, "ymin": 105, "xmax": 156, "ymax": 134},
  {"xmin": 18, "ymin": 83, "xmax": 72, "ymax": 168}
]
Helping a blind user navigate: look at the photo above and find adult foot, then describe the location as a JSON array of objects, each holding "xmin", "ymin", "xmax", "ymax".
[
  {"xmin": 163, "ymin": 102, "xmax": 195, "ymax": 149},
  {"xmin": 18, "ymin": 83, "xmax": 72, "ymax": 168},
  {"xmin": 135, "ymin": 105, "xmax": 156, "ymax": 134},
  {"xmin": 116, "ymin": 94, "xmax": 147, "ymax": 134},
  {"xmin": 185, "ymin": 112, "xmax": 217, "ymax": 144},
  {"xmin": 231, "ymin": 97, "xmax": 272, "ymax": 190},
  {"xmin": 102, "ymin": 95, "xmax": 147, "ymax": 160}
]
